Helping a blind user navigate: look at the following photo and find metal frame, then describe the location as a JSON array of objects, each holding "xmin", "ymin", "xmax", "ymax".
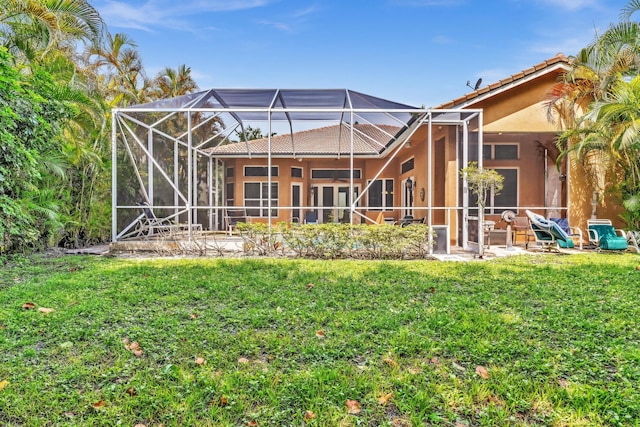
[{"xmin": 112, "ymin": 89, "xmax": 483, "ymax": 254}]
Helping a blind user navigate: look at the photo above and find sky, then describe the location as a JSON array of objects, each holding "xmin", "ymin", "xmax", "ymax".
[{"xmin": 92, "ymin": 0, "xmax": 630, "ymax": 108}]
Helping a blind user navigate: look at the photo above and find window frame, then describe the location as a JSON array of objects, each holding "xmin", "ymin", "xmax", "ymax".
[
  {"xmin": 243, "ymin": 181, "xmax": 279, "ymax": 217},
  {"xmin": 244, "ymin": 165, "xmax": 279, "ymax": 177},
  {"xmin": 482, "ymin": 143, "xmax": 519, "ymax": 160},
  {"xmin": 310, "ymin": 169, "xmax": 362, "ymax": 180},
  {"xmin": 367, "ymin": 178, "xmax": 394, "ymax": 211}
]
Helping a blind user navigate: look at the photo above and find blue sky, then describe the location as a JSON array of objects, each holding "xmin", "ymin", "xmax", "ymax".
[{"xmin": 93, "ymin": 0, "xmax": 629, "ymax": 107}]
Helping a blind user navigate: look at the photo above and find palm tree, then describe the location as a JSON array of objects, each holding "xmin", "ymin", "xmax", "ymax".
[
  {"xmin": 545, "ymin": 1, "xmax": 640, "ymax": 227},
  {"xmin": 1, "ymin": 0, "xmax": 103, "ymax": 61},
  {"xmin": 84, "ymin": 32, "xmax": 155, "ymax": 106},
  {"xmin": 155, "ymin": 64, "xmax": 199, "ymax": 99}
]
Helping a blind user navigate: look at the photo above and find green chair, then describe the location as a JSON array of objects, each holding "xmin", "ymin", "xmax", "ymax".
[
  {"xmin": 525, "ymin": 210, "xmax": 575, "ymax": 250},
  {"xmin": 587, "ymin": 219, "xmax": 628, "ymax": 251}
]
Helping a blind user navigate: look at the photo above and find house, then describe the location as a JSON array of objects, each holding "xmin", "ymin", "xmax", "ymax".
[{"xmin": 111, "ymin": 54, "xmax": 615, "ymax": 251}]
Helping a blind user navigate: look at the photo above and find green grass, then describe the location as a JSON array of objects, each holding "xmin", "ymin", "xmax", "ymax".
[{"xmin": 1, "ymin": 253, "xmax": 639, "ymax": 426}]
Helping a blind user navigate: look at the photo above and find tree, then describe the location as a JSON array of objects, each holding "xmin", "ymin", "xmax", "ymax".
[
  {"xmin": 546, "ymin": 0, "xmax": 640, "ymax": 228},
  {"xmin": 155, "ymin": 64, "xmax": 199, "ymax": 99},
  {"xmin": 459, "ymin": 162, "xmax": 504, "ymax": 257},
  {"xmin": 0, "ymin": 0, "xmax": 103, "ymax": 62},
  {"xmin": 0, "ymin": 47, "xmax": 73, "ymax": 252}
]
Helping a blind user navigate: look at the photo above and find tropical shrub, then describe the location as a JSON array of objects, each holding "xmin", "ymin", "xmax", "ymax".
[{"xmin": 238, "ymin": 222, "xmax": 435, "ymax": 259}]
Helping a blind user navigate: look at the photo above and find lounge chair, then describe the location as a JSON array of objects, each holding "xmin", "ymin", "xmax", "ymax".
[
  {"xmin": 626, "ymin": 230, "xmax": 640, "ymax": 253},
  {"xmin": 587, "ymin": 219, "xmax": 628, "ymax": 251},
  {"xmin": 525, "ymin": 210, "xmax": 575, "ymax": 250},
  {"xmin": 117, "ymin": 202, "xmax": 202, "ymax": 240},
  {"xmin": 550, "ymin": 217, "xmax": 583, "ymax": 250}
]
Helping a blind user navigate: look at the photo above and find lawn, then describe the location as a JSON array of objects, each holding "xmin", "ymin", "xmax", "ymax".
[{"xmin": 0, "ymin": 253, "xmax": 639, "ymax": 426}]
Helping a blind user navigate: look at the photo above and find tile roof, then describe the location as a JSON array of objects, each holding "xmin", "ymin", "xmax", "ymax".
[
  {"xmin": 437, "ymin": 53, "xmax": 570, "ymax": 109},
  {"xmin": 207, "ymin": 123, "xmax": 402, "ymax": 157}
]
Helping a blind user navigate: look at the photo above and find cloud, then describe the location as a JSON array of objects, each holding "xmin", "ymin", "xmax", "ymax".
[
  {"xmin": 95, "ymin": 0, "xmax": 275, "ymax": 32},
  {"xmin": 257, "ymin": 5, "xmax": 321, "ymax": 33},
  {"xmin": 432, "ymin": 35, "xmax": 454, "ymax": 44}
]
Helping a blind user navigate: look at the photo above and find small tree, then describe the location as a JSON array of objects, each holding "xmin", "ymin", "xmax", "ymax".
[{"xmin": 459, "ymin": 162, "xmax": 504, "ymax": 257}]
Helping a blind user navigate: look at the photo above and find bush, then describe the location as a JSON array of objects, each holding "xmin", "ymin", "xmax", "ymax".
[{"xmin": 239, "ymin": 222, "xmax": 435, "ymax": 259}]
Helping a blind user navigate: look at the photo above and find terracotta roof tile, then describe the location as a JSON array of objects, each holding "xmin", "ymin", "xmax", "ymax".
[
  {"xmin": 208, "ymin": 123, "xmax": 402, "ymax": 157},
  {"xmin": 437, "ymin": 53, "xmax": 569, "ymax": 109}
]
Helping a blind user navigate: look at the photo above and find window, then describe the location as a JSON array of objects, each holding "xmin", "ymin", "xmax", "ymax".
[
  {"xmin": 311, "ymin": 169, "xmax": 361, "ymax": 179},
  {"xmin": 401, "ymin": 158, "xmax": 414, "ymax": 174},
  {"xmin": 469, "ymin": 169, "xmax": 518, "ymax": 214},
  {"xmin": 225, "ymin": 182, "xmax": 234, "ymax": 205},
  {"xmin": 367, "ymin": 179, "xmax": 394, "ymax": 211},
  {"xmin": 244, "ymin": 166, "xmax": 279, "ymax": 177},
  {"xmin": 226, "ymin": 167, "xmax": 234, "ymax": 178},
  {"xmin": 244, "ymin": 182, "xmax": 278, "ymax": 217},
  {"xmin": 291, "ymin": 167, "xmax": 303, "ymax": 178},
  {"xmin": 483, "ymin": 143, "xmax": 518, "ymax": 160}
]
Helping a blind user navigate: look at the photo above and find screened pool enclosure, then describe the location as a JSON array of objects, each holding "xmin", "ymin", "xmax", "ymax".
[{"xmin": 112, "ymin": 88, "xmax": 484, "ymax": 251}]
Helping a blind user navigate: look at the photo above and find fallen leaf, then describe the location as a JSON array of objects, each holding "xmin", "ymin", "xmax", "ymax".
[
  {"xmin": 92, "ymin": 400, "xmax": 106, "ymax": 409},
  {"xmin": 429, "ymin": 286, "xmax": 436, "ymax": 293},
  {"xmin": 392, "ymin": 418, "xmax": 411, "ymax": 427},
  {"xmin": 304, "ymin": 410, "xmax": 317, "ymax": 421},
  {"xmin": 346, "ymin": 399, "xmax": 361, "ymax": 414},
  {"xmin": 122, "ymin": 337, "xmax": 130, "ymax": 345},
  {"xmin": 195, "ymin": 357, "xmax": 206, "ymax": 366},
  {"xmin": 557, "ymin": 378, "xmax": 569, "ymax": 388},
  {"xmin": 133, "ymin": 349, "xmax": 143, "ymax": 358},
  {"xmin": 248, "ymin": 421, "xmax": 258, "ymax": 426},
  {"xmin": 128, "ymin": 341, "xmax": 141, "ymax": 351},
  {"xmin": 134, "ymin": 424, "xmax": 146, "ymax": 427},
  {"xmin": 189, "ymin": 313, "xmax": 198, "ymax": 319},
  {"xmin": 383, "ymin": 357, "xmax": 398, "ymax": 368},
  {"xmin": 0, "ymin": 380, "xmax": 9, "ymax": 392},
  {"xmin": 22, "ymin": 302, "xmax": 36, "ymax": 309},
  {"xmin": 429, "ymin": 357, "xmax": 441, "ymax": 366},
  {"xmin": 487, "ymin": 395, "xmax": 504, "ymax": 405},
  {"xmin": 315, "ymin": 330, "xmax": 326, "ymax": 338},
  {"xmin": 38, "ymin": 307, "xmax": 55, "ymax": 314},
  {"xmin": 238, "ymin": 357, "xmax": 250, "ymax": 364},
  {"xmin": 64, "ymin": 412, "xmax": 76, "ymax": 418},
  {"xmin": 377, "ymin": 392, "xmax": 393, "ymax": 405},
  {"xmin": 306, "ymin": 283, "xmax": 314, "ymax": 290},
  {"xmin": 217, "ymin": 395, "xmax": 228, "ymax": 407},
  {"xmin": 475, "ymin": 365, "xmax": 490, "ymax": 379}
]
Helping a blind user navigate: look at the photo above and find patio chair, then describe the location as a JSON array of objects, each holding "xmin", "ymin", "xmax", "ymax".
[
  {"xmin": 116, "ymin": 202, "xmax": 202, "ymax": 240},
  {"xmin": 626, "ymin": 230, "xmax": 640, "ymax": 253},
  {"xmin": 511, "ymin": 216, "xmax": 532, "ymax": 248},
  {"xmin": 224, "ymin": 208, "xmax": 247, "ymax": 236},
  {"xmin": 550, "ymin": 217, "xmax": 583, "ymax": 250},
  {"xmin": 304, "ymin": 211, "xmax": 318, "ymax": 224},
  {"xmin": 587, "ymin": 219, "xmax": 628, "ymax": 251},
  {"xmin": 525, "ymin": 210, "xmax": 575, "ymax": 251}
]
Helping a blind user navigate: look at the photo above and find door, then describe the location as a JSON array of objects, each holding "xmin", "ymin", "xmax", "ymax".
[
  {"xmin": 291, "ymin": 184, "xmax": 301, "ymax": 223},
  {"xmin": 313, "ymin": 185, "xmax": 359, "ymax": 223},
  {"xmin": 402, "ymin": 177, "xmax": 415, "ymax": 218}
]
